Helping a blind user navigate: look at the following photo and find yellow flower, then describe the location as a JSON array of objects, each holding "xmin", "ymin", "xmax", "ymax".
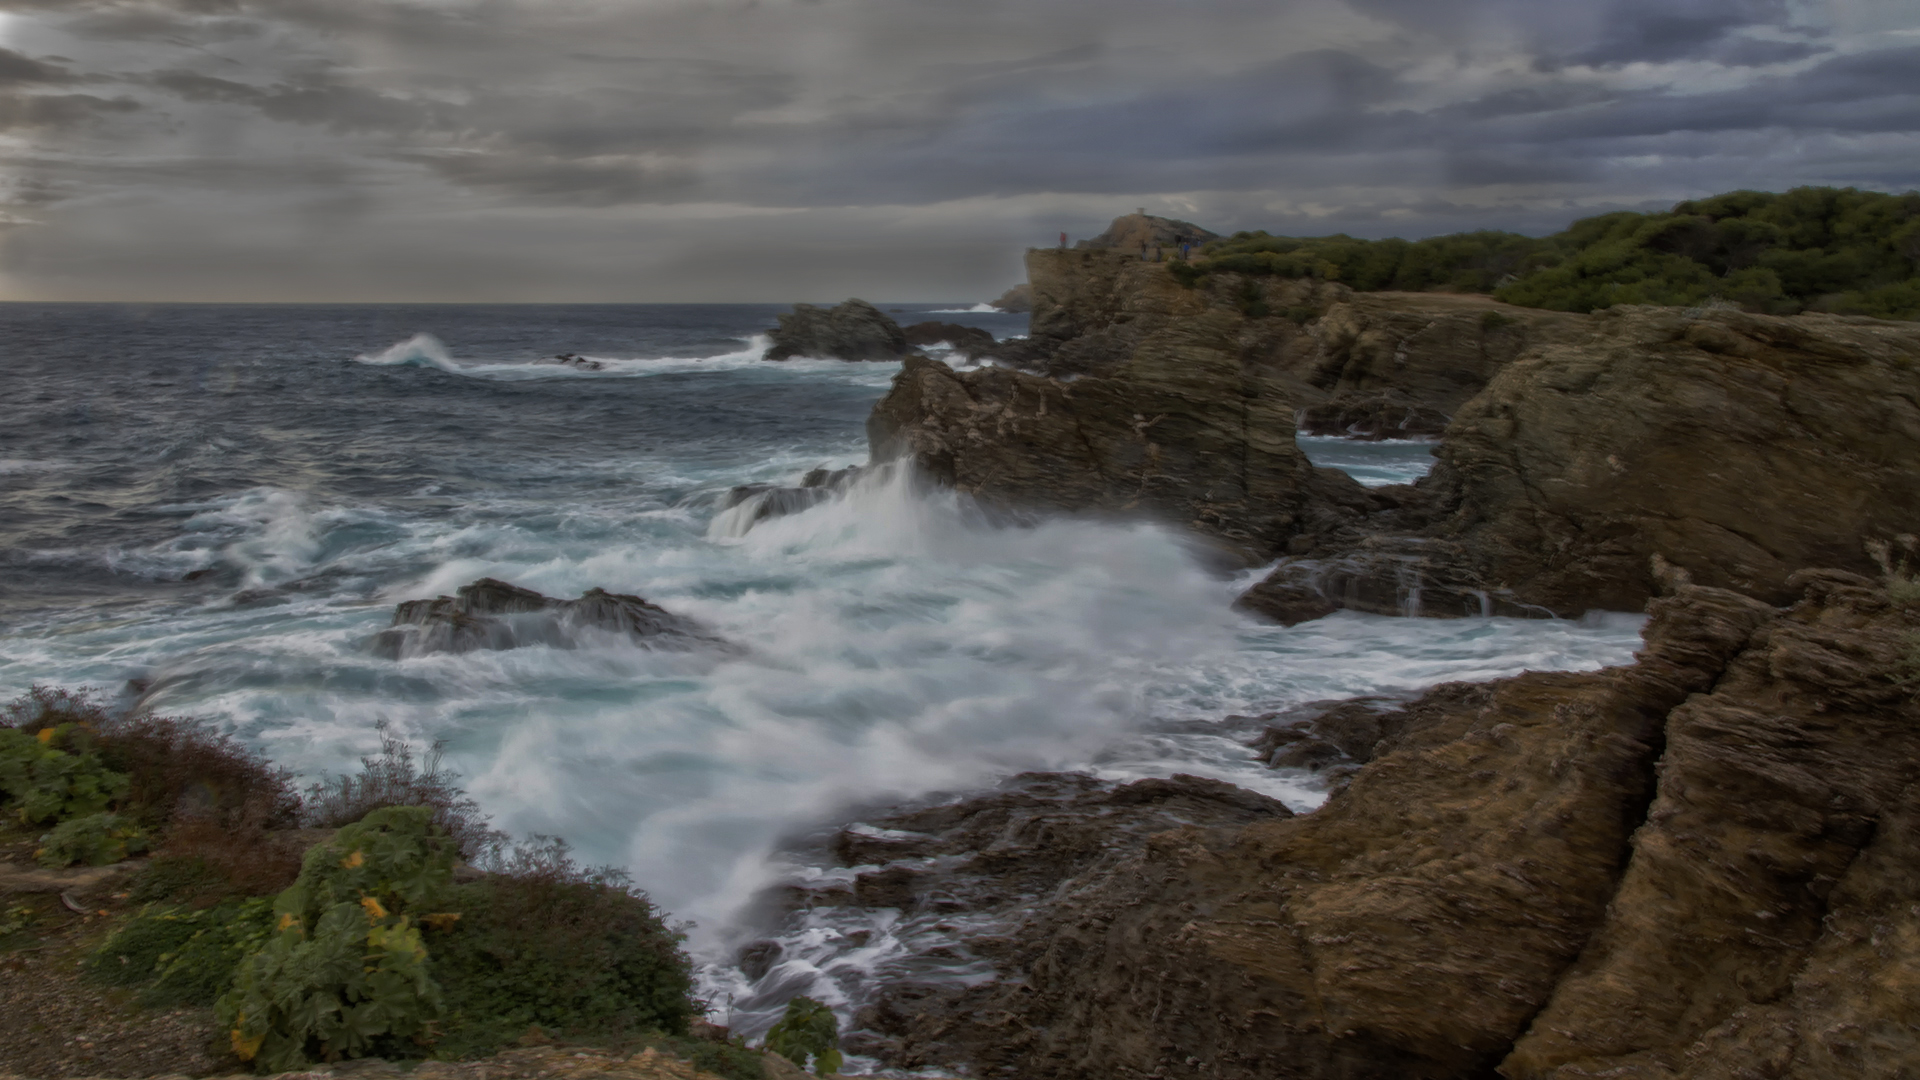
[
  {"xmin": 231, "ymin": 1027, "xmax": 264, "ymax": 1061},
  {"xmin": 340, "ymin": 849, "xmax": 365, "ymax": 869},
  {"xmin": 360, "ymin": 895, "xmax": 388, "ymax": 920},
  {"xmin": 276, "ymin": 912, "xmax": 300, "ymax": 932},
  {"xmin": 36, "ymin": 728, "xmax": 54, "ymax": 744},
  {"xmin": 421, "ymin": 912, "xmax": 463, "ymax": 931}
]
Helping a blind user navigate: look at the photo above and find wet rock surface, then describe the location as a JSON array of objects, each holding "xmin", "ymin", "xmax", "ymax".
[
  {"xmin": 740, "ymin": 773, "xmax": 1294, "ymax": 1068},
  {"xmin": 709, "ymin": 465, "xmax": 870, "ymax": 538},
  {"xmin": 900, "ymin": 321, "xmax": 996, "ymax": 360},
  {"xmin": 867, "ymin": 351, "xmax": 1376, "ymax": 562},
  {"xmin": 834, "ymin": 577, "xmax": 1920, "ymax": 1080},
  {"xmin": 1297, "ymin": 391, "xmax": 1448, "ymax": 439},
  {"xmin": 763, "ymin": 298, "xmax": 909, "ymax": 362},
  {"xmin": 371, "ymin": 577, "xmax": 724, "ymax": 659}
]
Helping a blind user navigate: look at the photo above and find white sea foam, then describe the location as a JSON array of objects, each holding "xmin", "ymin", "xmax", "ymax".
[
  {"xmin": 1, "ymin": 428, "xmax": 1641, "ymax": 1053},
  {"xmin": 927, "ymin": 303, "xmax": 998, "ymax": 313},
  {"xmin": 350, "ymin": 333, "xmax": 901, "ymax": 386},
  {"xmin": 353, "ymin": 332, "xmax": 462, "ymax": 371}
]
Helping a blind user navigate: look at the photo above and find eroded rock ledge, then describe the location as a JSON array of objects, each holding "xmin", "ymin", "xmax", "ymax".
[
  {"xmin": 868, "ymin": 243, "xmax": 1920, "ymax": 615},
  {"xmin": 833, "ymin": 573, "xmax": 1920, "ymax": 1079}
]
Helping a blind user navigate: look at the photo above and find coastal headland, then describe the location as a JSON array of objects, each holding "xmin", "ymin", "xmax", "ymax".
[{"xmin": 7, "ymin": 199, "xmax": 1920, "ymax": 1080}]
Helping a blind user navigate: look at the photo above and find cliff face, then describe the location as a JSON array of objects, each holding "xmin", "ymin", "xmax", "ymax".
[
  {"xmin": 1427, "ymin": 305, "xmax": 1920, "ymax": 610},
  {"xmin": 1015, "ymin": 249, "xmax": 1574, "ymax": 421},
  {"xmin": 867, "ymin": 346, "xmax": 1370, "ymax": 560},
  {"xmin": 847, "ymin": 574, "xmax": 1920, "ymax": 1080},
  {"xmin": 868, "ymin": 251, "xmax": 1592, "ymax": 559},
  {"xmin": 910, "ymin": 249, "xmax": 1920, "ymax": 614}
]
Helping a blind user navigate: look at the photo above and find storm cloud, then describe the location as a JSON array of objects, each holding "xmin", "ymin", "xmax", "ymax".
[{"xmin": 0, "ymin": 0, "xmax": 1914, "ymax": 301}]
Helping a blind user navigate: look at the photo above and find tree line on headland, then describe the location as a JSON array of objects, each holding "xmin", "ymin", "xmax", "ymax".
[{"xmin": 1170, "ymin": 186, "xmax": 1920, "ymax": 320}]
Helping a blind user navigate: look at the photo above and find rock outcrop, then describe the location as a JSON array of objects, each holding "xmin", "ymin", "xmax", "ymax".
[
  {"xmin": 833, "ymin": 574, "xmax": 1920, "ymax": 1080},
  {"xmin": 902, "ymin": 243, "xmax": 1920, "ymax": 614},
  {"xmin": 866, "ymin": 349, "xmax": 1373, "ymax": 560},
  {"xmin": 1074, "ymin": 212, "xmax": 1220, "ymax": 253},
  {"xmin": 1251, "ymin": 304, "xmax": 1920, "ymax": 617},
  {"xmin": 989, "ymin": 283, "xmax": 1032, "ymax": 313},
  {"xmin": 900, "ymin": 321, "xmax": 997, "ymax": 360},
  {"xmin": 764, "ymin": 299, "xmax": 909, "ymax": 361},
  {"xmin": 708, "ymin": 465, "xmax": 868, "ymax": 539},
  {"xmin": 370, "ymin": 577, "xmax": 724, "ymax": 659}
]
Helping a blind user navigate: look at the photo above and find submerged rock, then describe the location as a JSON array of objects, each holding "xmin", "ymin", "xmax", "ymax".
[
  {"xmin": 370, "ymin": 577, "xmax": 724, "ymax": 659},
  {"xmin": 851, "ymin": 575, "xmax": 1920, "ymax": 1080},
  {"xmin": 764, "ymin": 298, "xmax": 909, "ymax": 362},
  {"xmin": 709, "ymin": 465, "xmax": 868, "ymax": 539}
]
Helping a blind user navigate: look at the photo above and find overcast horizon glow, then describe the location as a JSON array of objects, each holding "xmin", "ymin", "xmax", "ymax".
[{"xmin": 0, "ymin": 0, "xmax": 1916, "ymax": 303}]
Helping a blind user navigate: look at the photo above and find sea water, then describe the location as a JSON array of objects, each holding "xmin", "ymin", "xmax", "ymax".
[{"xmin": 0, "ymin": 303, "xmax": 1644, "ymax": 1046}]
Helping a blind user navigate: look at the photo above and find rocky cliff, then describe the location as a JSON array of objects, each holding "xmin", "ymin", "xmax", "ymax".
[
  {"xmin": 877, "ymin": 246, "xmax": 1920, "ymax": 614},
  {"xmin": 1257, "ymin": 304, "xmax": 1920, "ymax": 617},
  {"xmin": 837, "ymin": 573, "xmax": 1920, "ymax": 1079}
]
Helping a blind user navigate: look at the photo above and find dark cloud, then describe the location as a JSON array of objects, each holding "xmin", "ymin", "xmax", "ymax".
[
  {"xmin": 0, "ymin": 92, "xmax": 138, "ymax": 130},
  {"xmin": 414, "ymin": 150, "xmax": 697, "ymax": 205},
  {"xmin": 0, "ymin": 47, "xmax": 82, "ymax": 86},
  {"xmin": 1, "ymin": 0, "xmax": 1916, "ymax": 300}
]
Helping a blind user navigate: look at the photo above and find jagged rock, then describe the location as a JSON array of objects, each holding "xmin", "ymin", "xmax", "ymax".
[
  {"xmin": 751, "ymin": 772, "xmax": 1291, "ymax": 1065},
  {"xmin": 1425, "ymin": 305, "xmax": 1920, "ymax": 611},
  {"xmin": 709, "ymin": 465, "xmax": 868, "ymax": 539},
  {"xmin": 763, "ymin": 298, "xmax": 909, "ymax": 361},
  {"xmin": 1297, "ymin": 390, "xmax": 1449, "ymax": 440},
  {"xmin": 851, "ymin": 577, "xmax": 1920, "ymax": 1079},
  {"xmin": 1073, "ymin": 211, "xmax": 1220, "ymax": 253},
  {"xmin": 867, "ymin": 352, "xmax": 1374, "ymax": 562},
  {"xmin": 1231, "ymin": 576, "xmax": 1338, "ymax": 625},
  {"xmin": 900, "ymin": 321, "xmax": 996, "ymax": 360},
  {"xmin": 989, "ymin": 283, "xmax": 1032, "ymax": 313},
  {"xmin": 370, "ymin": 577, "xmax": 723, "ymax": 659}
]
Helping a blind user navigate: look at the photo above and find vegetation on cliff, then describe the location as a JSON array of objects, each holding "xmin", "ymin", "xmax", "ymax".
[
  {"xmin": 0, "ymin": 689, "xmax": 728, "ymax": 1076},
  {"xmin": 1173, "ymin": 186, "xmax": 1920, "ymax": 319}
]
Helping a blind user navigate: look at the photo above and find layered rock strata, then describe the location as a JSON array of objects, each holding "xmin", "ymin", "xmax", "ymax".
[
  {"xmin": 880, "ymin": 244, "xmax": 1920, "ymax": 614},
  {"xmin": 371, "ymin": 577, "xmax": 723, "ymax": 658},
  {"xmin": 833, "ymin": 574, "xmax": 1920, "ymax": 1080},
  {"xmin": 1256, "ymin": 304, "xmax": 1920, "ymax": 616},
  {"xmin": 867, "ymin": 351, "xmax": 1375, "ymax": 560}
]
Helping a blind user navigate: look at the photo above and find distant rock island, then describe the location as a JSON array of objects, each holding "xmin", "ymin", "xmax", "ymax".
[{"xmin": 761, "ymin": 298, "xmax": 998, "ymax": 363}]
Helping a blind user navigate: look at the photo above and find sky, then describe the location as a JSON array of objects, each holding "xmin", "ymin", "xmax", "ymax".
[{"xmin": 0, "ymin": 0, "xmax": 1916, "ymax": 302}]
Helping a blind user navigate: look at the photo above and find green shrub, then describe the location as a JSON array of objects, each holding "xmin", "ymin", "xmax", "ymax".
[
  {"xmin": 0, "ymin": 725, "xmax": 129, "ymax": 825},
  {"xmin": 303, "ymin": 723, "xmax": 504, "ymax": 861},
  {"xmin": 1178, "ymin": 186, "xmax": 1920, "ymax": 320},
  {"xmin": 37, "ymin": 811, "xmax": 148, "ymax": 868},
  {"xmin": 641, "ymin": 1034, "xmax": 765, "ymax": 1080},
  {"xmin": 428, "ymin": 836, "xmax": 695, "ymax": 1057},
  {"xmin": 89, "ymin": 897, "xmax": 276, "ymax": 1006},
  {"xmin": 217, "ymin": 806, "xmax": 458, "ymax": 1072},
  {"xmin": 763, "ymin": 996, "xmax": 842, "ymax": 1077}
]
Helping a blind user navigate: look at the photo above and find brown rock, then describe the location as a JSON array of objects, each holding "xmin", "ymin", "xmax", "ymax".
[
  {"xmin": 371, "ymin": 577, "xmax": 725, "ymax": 659},
  {"xmin": 1430, "ymin": 305, "xmax": 1920, "ymax": 611},
  {"xmin": 866, "ymin": 341, "xmax": 1375, "ymax": 561}
]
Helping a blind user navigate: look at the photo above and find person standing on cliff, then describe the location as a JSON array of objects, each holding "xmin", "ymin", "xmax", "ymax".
[
  {"xmin": 1059, "ymin": 231, "xmax": 1068, "ymax": 250},
  {"xmin": 1139, "ymin": 239, "xmax": 1150, "ymax": 260}
]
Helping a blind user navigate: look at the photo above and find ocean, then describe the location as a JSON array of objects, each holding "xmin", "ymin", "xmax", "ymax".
[{"xmin": 0, "ymin": 302, "xmax": 1645, "ymax": 1045}]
